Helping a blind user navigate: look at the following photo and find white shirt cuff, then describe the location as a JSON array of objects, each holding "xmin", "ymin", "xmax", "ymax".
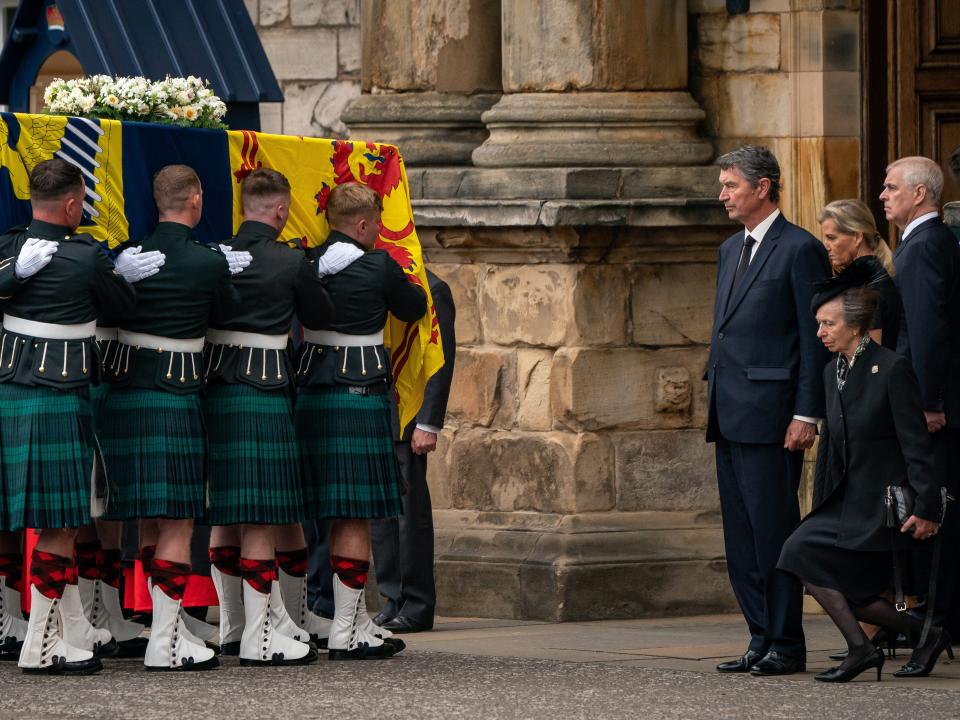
[
  {"xmin": 792, "ymin": 415, "xmax": 820, "ymax": 424},
  {"xmin": 415, "ymin": 423, "xmax": 441, "ymax": 435}
]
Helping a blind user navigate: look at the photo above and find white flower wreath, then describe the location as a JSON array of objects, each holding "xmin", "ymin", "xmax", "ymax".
[{"xmin": 43, "ymin": 75, "xmax": 228, "ymax": 128}]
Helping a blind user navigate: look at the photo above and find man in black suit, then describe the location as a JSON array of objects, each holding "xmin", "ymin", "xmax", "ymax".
[
  {"xmin": 707, "ymin": 146, "xmax": 831, "ymax": 676},
  {"xmin": 371, "ymin": 269, "xmax": 456, "ymax": 633},
  {"xmin": 882, "ymin": 156, "xmax": 960, "ymax": 636}
]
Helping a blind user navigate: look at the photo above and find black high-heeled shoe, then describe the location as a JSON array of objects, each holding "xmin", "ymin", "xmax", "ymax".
[
  {"xmin": 893, "ymin": 628, "xmax": 954, "ymax": 678},
  {"xmin": 815, "ymin": 647, "xmax": 885, "ymax": 683},
  {"xmin": 828, "ymin": 627, "xmax": 900, "ymax": 661}
]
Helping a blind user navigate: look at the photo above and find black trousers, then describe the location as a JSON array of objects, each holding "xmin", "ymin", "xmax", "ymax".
[
  {"xmin": 370, "ymin": 441, "xmax": 436, "ymax": 623},
  {"xmin": 305, "ymin": 520, "xmax": 333, "ymax": 618},
  {"xmin": 716, "ymin": 435, "xmax": 806, "ymax": 656}
]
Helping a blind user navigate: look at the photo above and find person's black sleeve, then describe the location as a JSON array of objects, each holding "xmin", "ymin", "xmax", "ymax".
[
  {"xmin": 208, "ymin": 253, "xmax": 240, "ymax": 326},
  {"xmin": 888, "ymin": 357, "xmax": 941, "ymax": 521},
  {"xmin": 383, "ymin": 255, "xmax": 427, "ymax": 323},
  {"xmin": 294, "ymin": 256, "xmax": 335, "ymax": 329},
  {"xmin": 90, "ymin": 247, "xmax": 136, "ymax": 320},
  {"xmin": 416, "ymin": 277, "xmax": 456, "ymax": 429},
  {"xmin": 811, "ymin": 408, "xmax": 833, "ymax": 509},
  {"xmin": 898, "ymin": 239, "xmax": 951, "ymax": 412},
  {"xmin": 0, "ymin": 254, "xmax": 26, "ymax": 300}
]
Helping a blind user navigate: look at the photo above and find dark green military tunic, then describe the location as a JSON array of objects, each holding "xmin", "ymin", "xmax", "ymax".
[
  {"xmin": 295, "ymin": 231, "xmax": 427, "ymax": 520},
  {"xmin": 0, "ymin": 220, "xmax": 135, "ymax": 530},
  {"xmin": 203, "ymin": 220, "xmax": 334, "ymax": 525},
  {"xmin": 99, "ymin": 221, "xmax": 234, "ymax": 521}
]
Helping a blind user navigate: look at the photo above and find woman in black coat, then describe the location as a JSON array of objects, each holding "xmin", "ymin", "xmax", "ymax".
[{"xmin": 777, "ymin": 276, "xmax": 948, "ymax": 682}]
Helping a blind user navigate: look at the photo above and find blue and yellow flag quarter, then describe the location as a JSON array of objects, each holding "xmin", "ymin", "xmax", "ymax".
[{"xmin": 0, "ymin": 112, "xmax": 443, "ymax": 432}]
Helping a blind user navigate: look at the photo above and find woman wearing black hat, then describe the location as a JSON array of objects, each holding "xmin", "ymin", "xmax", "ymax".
[{"xmin": 777, "ymin": 265, "xmax": 951, "ymax": 682}]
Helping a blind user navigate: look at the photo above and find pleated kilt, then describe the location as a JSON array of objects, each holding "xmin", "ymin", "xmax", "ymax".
[
  {"xmin": 295, "ymin": 385, "xmax": 402, "ymax": 520},
  {"xmin": 98, "ymin": 388, "xmax": 205, "ymax": 520},
  {"xmin": 89, "ymin": 381, "xmax": 110, "ymax": 424},
  {"xmin": 0, "ymin": 384, "xmax": 94, "ymax": 531},
  {"xmin": 203, "ymin": 383, "xmax": 303, "ymax": 525}
]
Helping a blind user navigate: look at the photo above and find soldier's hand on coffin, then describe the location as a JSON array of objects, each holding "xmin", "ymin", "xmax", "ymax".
[
  {"xmin": 219, "ymin": 244, "xmax": 253, "ymax": 275},
  {"xmin": 14, "ymin": 237, "xmax": 59, "ymax": 279},
  {"xmin": 115, "ymin": 245, "xmax": 166, "ymax": 283}
]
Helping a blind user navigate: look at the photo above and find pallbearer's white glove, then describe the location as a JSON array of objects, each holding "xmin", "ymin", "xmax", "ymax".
[
  {"xmin": 219, "ymin": 244, "xmax": 252, "ymax": 275},
  {"xmin": 14, "ymin": 237, "xmax": 59, "ymax": 279},
  {"xmin": 115, "ymin": 246, "xmax": 166, "ymax": 283}
]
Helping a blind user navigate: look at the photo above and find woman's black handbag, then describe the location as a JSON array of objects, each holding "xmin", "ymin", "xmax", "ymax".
[
  {"xmin": 883, "ymin": 485, "xmax": 952, "ymax": 646},
  {"xmin": 883, "ymin": 485, "xmax": 949, "ymax": 528}
]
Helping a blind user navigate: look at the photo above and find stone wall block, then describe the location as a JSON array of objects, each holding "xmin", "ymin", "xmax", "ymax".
[
  {"xmin": 432, "ymin": 264, "xmax": 483, "ymax": 345},
  {"xmin": 281, "ymin": 80, "xmax": 360, "ymax": 138},
  {"xmin": 573, "ymin": 265, "xmax": 629, "ymax": 346},
  {"xmin": 259, "ymin": 0, "xmax": 288, "ymax": 26},
  {"xmin": 551, "ymin": 347, "xmax": 709, "ymax": 431},
  {"xmin": 710, "ymin": 74, "xmax": 792, "ymax": 138},
  {"xmin": 261, "ymin": 29, "xmax": 339, "ymax": 80},
  {"xmin": 338, "ymin": 27, "xmax": 361, "ymax": 75},
  {"xmin": 290, "ymin": 0, "xmax": 359, "ymax": 26},
  {"xmin": 425, "ymin": 429, "xmax": 455, "ymax": 510},
  {"xmin": 631, "ymin": 264, "xmax": 716, "ymax": 346},
  {"xmin": 362, "ymin": 0, "xmax": 500, "ymax": 93},
  {"xmin": 445, "ymin": 348, "xmax": 505, "ymax": 427},
  {"xmin": 698, "ymin": 13, "xmax": 781, "ymax": 73},
  {"xmin": 502, "ymin": 0, "xmax": 687, "ymax": 91},
  {"xmin": 450, "ymin": 430, "xmax": 614, "ymax": 513},
  {"xmin": 615, "ymin": 430, "xmax": 719, "ymax": 512},
  {"xmin": 655, "ymin": 367, "xmax": 691, "ymax": 414},
  {"xmin": 516, "ymin": 349, "xmax": 554, "ymax": 431},
  {"xmin": 479, "ymin": 265, "xmax": 577, "ymax": 347}
]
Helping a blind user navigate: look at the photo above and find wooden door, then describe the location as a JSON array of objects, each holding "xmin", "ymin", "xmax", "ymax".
[
  {"xmin": 898, "ymin": 0, "xmax": 960, "ymax": 202},
  {"xmin": 863, "ymin": 0, "xmax": 960, "ymax": 220}
]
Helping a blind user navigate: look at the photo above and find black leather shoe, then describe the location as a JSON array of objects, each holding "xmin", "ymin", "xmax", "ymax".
[
  {"xmin": 372, "ymin": 610, "xmax": 397, "ymax": 627},
  {"xmin": 380, "ymin": 615, "xmax": 433, "ymax": 634},
  {"xmin": 815, "ymin": 648, "xmax": 884, "ymax": 683},
  {"xmin": 716, "ymin": 649, "xmax": 763, "ymax": 673},
  {"xmin": 750, "ymin": 650, "xmax": 806, "ymax": 676},
  {"xmin": 893, "ymin": 628, "xmax": 955, "ymax": 678}
]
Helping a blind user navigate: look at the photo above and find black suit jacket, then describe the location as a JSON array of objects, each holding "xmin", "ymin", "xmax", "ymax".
[
  {"xmin": 810, "ymin": 342, "xmax": 939, "ymax": 551},
  {"xmin": 706, "ymin": 212, "xmax": 831, "ymax": 443},
  {"xmin": 893, "ymin": 216, "xmax": 960, "ymax": 426},
  {"xmin": 391, "ymin": 268, "xmax": 456, "ymax": 440}
]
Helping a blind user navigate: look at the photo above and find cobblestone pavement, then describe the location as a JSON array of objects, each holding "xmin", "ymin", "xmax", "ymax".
[{"xmin": 1, "ymin": 614, "xmax": 957, "ymax": 719}]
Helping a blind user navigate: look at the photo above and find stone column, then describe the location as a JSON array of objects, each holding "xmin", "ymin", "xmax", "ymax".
[
  {"xmin": 341, "ymin": 0, "xmax": 501, "ymax": 165},
  {"xmin": 473, "ymin": 0, "xmax": 712, "ymax": 167}
]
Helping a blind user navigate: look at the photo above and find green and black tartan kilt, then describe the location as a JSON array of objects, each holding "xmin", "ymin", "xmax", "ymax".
[
  {"xmin": 295, "ymin": 386, "xmax": 402, "ymax": 520},
  {"xmin": 0, "ymin": 384, "xmax": 94, "ymax": 531},
  {"xmin": 89, "ymin": 381, "xmax": 110, "ymax": 426},
  {"xmin": 203, "ymin": 383, "xmax": 303, "ymax": 525},
  {"xmin": 98, "ymin": 388, "xmax": 205, "ymax": 520}
]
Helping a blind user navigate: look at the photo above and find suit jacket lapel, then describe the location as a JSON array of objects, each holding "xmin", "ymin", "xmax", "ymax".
[
  {"xmin": 720, "ymin": 215, "xmax": 785, "ymax": 325},
  {"xmin": 894, "ymin": 216, "xmax": 943, "ymax": 259},
  {"xmin": 715, "ymin": 230, "xmax": 743, "ymax": 317}
]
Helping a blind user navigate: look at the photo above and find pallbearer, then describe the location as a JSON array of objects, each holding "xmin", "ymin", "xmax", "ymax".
[
  {"xmin": 294, "ymin": 182, "xmax": 426, "ymax": 660},
  {"xmin": 204, "ymin": 168, "xmax": 332, "ymax": 666},
  {"xmin": 98, "ymin": 165, "xmax": 249, "ymax": 672},
  {"xmin": 0, "ymin": 159, "xmax": 161, "ymax": 674}
]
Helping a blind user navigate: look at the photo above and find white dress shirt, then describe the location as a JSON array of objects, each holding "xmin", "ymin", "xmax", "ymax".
[{"xmin": 743, "ymin": 208, "xmax": 782, "ymax": 262}]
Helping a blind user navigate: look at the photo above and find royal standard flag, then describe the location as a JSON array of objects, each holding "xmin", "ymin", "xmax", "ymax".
[{"xmin": 0, "ymin": 112, "xmax": 443, "ymax": 433}]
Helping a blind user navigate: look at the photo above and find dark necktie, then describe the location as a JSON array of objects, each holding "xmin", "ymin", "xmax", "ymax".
[{"xmin": 732, "ymin": 234, "xmax": 757, "ymax": 289}]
